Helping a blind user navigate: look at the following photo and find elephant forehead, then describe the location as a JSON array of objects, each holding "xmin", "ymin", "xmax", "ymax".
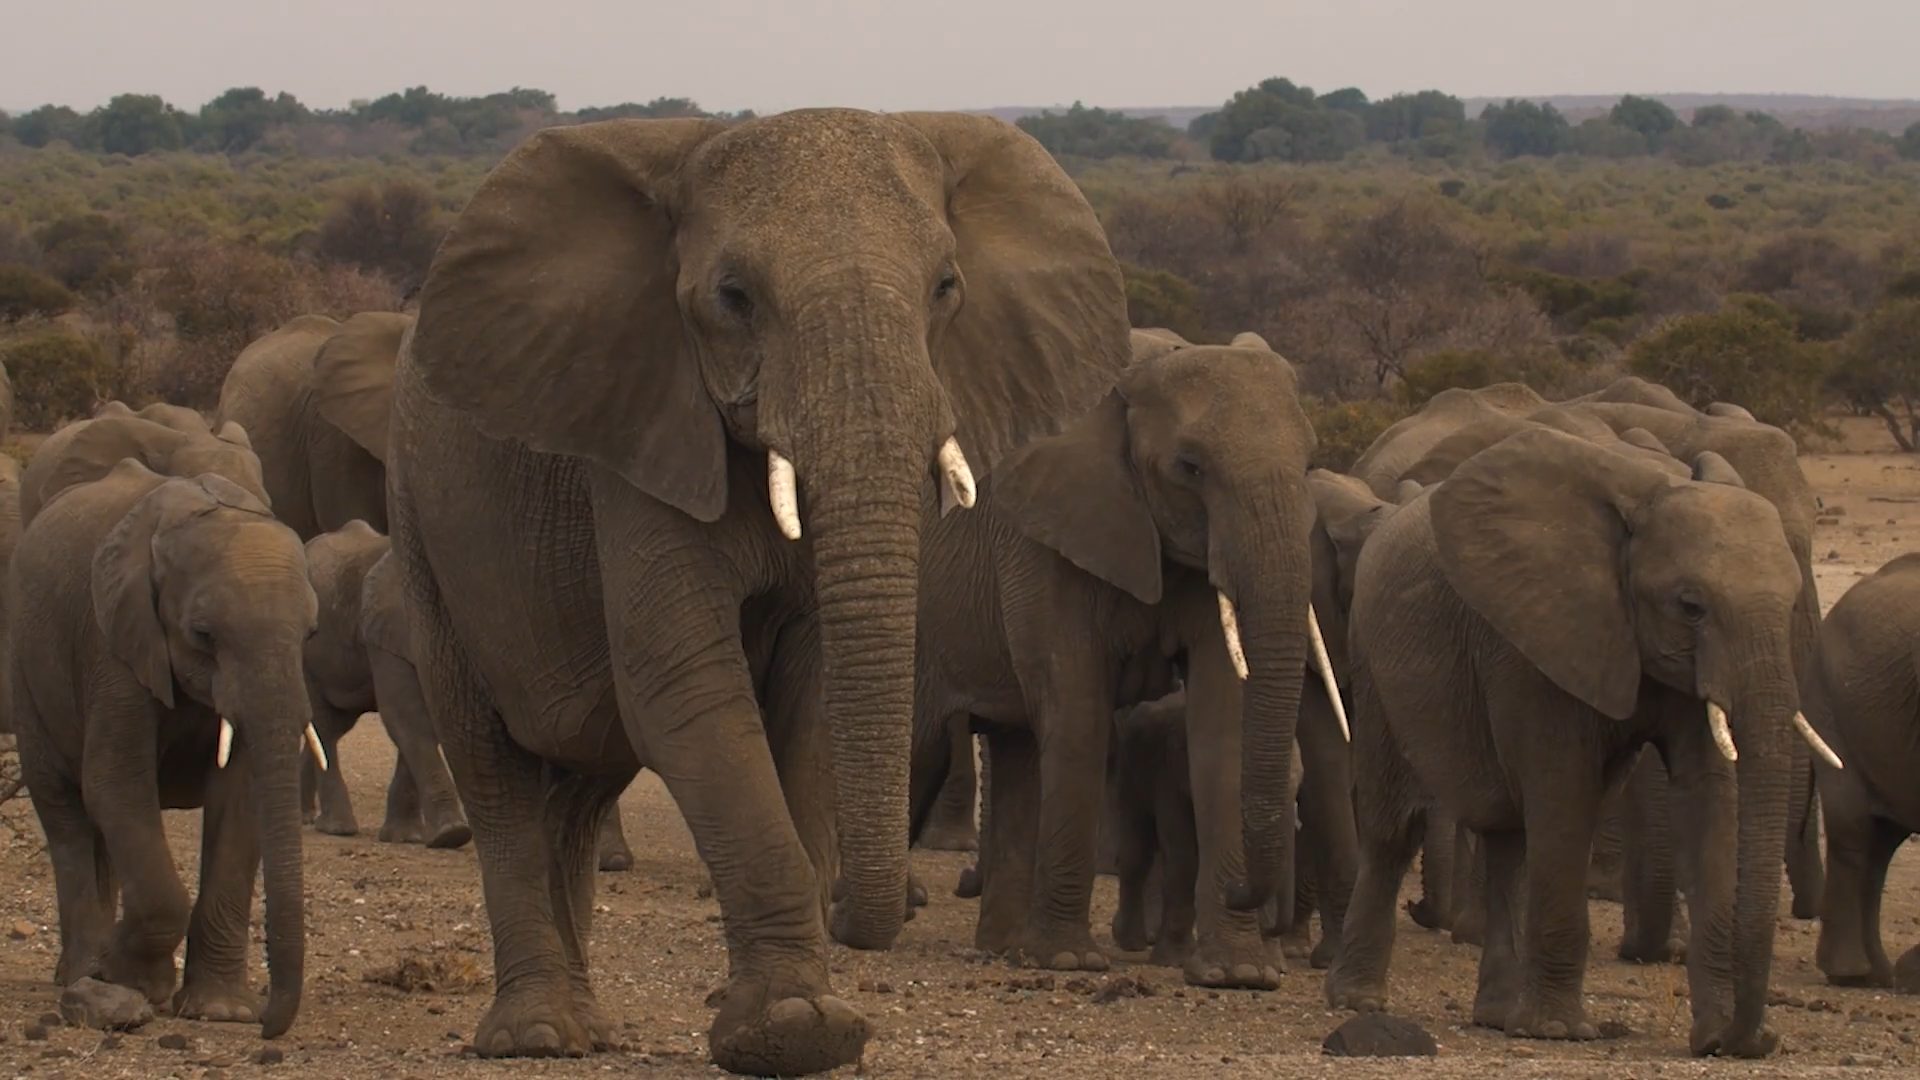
[
  {"xmin": 1639, "ymin": 486, "xmax": 1799, "ymax": 584},
  {"xmin": 687, "ymin": 112, "xmax": 945, "ymax": 219}
]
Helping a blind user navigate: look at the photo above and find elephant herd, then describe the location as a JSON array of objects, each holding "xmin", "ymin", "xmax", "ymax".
[{"xmin": 0, "ymin": 107, "xmax": 1915, "ymax": 1077}]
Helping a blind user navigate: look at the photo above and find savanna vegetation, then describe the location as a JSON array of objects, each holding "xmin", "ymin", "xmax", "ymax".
[{"xmin": 4, "ymin": 80, "xmax": 1919, "ymax": 468}]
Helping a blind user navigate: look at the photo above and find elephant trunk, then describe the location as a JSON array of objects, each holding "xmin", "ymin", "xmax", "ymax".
[
  {"xmin": 1219, "ymin": 483, "xmax": 1313, "ymax": 915},
  {"xmin": 1724, "ymin": 664, "xmax": 1795, "ymax": 1054},
  {"xmin": 246, "ymin": 683, "xmax": 309, "ymax": 1038}
]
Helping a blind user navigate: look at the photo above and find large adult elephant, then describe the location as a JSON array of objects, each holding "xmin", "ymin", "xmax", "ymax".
[
  {"xmin": 10, "ymin": 461, "xmax": 323, "ymax": 1037},
  {"xmin": 1805, "ymin": 554, "xmax": 1920, "ymax": 989},
  {"xmin": 908, "ymin": 333, "xmax": 1324, "ymax": 989},
  {"xmin": 19, "ymin": 411, "xmax": 267, "ymax": 527},
  {"xmin": 217, "ymin": 310, "xmax": 408, "ymax": 540},
  {"xmin": 0, "ymin": 456, "xmax": 19, "ymax": 736},
  {"xmin": 388, "ymin": 111, "xmax": 1128, "ymax": 1074},
  {"xmin": 1329, "ymin": 428, "xmax": 1833, "ymax": 1057}
]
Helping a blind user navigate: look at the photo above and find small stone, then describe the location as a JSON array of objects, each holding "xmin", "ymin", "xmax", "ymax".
[
  {"xmin": 10, "ymin": 920, "xmax": 37, "ymax": 940},
  {"xmin": 254, "ymin": 1048, "xmax": 285, "ymax": 1065},
  {"xmin": 60, "ymin": 977, "xmax": 156, "ymax": 1030},
  {"xmin": 158, "ymin": 1032, "xmax": 191, "ymax": 1049},
  {"xmin": 1842, "ymin": 1053, "xmax": 1886, "ymax": 1067},
  {"xmin": 1091, "ymin": 974, "xmax": 1154, "ymax": 1004},
  {"xmin": 23, "ymin": 1023, "xmax": 49, "ymax": 1041},
  {"xmin": 1321, "ymin": 1013, "xmax": 1439, "ymax": 1057},
  {"xmin": 41, "ymin": 1047, "xmax": 75, "ymax": 1059},
  {"xmin": 37, "ymin": 1011, "xmax": 62, "ymax": 1028},
  {"xmin": 100, "ymin": 1035, "xmax": 122, "ymax": 1050}
]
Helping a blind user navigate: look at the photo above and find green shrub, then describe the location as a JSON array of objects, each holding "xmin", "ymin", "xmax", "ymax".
[
  {"xmin": 1, "ymin": 326, "xmax": 127, "ymax": 429},
  {"xmin": 1829, "ymin": 299, "xmax": 1920, "ymax": 450},
  {"xmin": 1304, "ymin": 397, "xmax": 1410, "ymax": 472},
  {"xmin": 1396, "ymin": 348, "xmax": 1577, "ymax": 407},
  {"xmin": 0, "ymin": 266, "xmax": 77, "ymax": 321},
  {"xmin": 1121, "ymin": 263, "xmax": 1208, "ymax": 343},
  {"xmin": 1627, "ymin": 304, "xmax": 1830, "ymax": 433}
]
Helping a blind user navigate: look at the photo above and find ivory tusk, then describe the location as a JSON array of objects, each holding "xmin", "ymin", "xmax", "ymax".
[
  {"xmin": 1217, "ymin": 591, "xmax": 1249, "ymax": 680},
  {"xmin": 938, "ymin": 437, "xmax": 977, "ymax": 511},
  {"xmin": 767, "ymin": 451, "xmax": 802, "ymax": 541},
  {"xmin": 216, "ymin": 718, "xmax": 234, "ymax": 769},
  {"xmin": 305, "ymin": 724, "xmax": 330, "ymax": 772},
  {"xmin": 1793, "ymin": 711, "xmax": 1843, "ymax": 770},
  {"xmin": 1707, "ymin": 701, "xmax": 1738, "ymax": 763},
  {"xmin": 1307, "ymin": 605, "xmax": 1350, "ymax": 742}
]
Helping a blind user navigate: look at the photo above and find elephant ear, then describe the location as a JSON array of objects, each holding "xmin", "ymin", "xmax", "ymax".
[
  {"xmin": 1691, "ymin": 450, "xmax": 1747, "ymax": 488},
  {"xmin": 314, "ymin": 311, "xmax": 411, "ymax": 463},
  {"xmin": 1401, "ymin": 415, "xmax": 1529, "ymax": 486},
  {"xmin": 90, "ymin": 462, "xmax": 213, "ymax": 708},
  {"xmin": 358, "ymin": 551, "xmax": 411, "ymax": 659},
  {"xmin": 214, "ymin": 421, "xmax": 251, "ymax": 449},
  {"xmin": 894, "ymin": 113, "xmax": 1131, "ymax": 477},
  {"xmin": 27, "ymin": 417, "xmax": 185, "ymax": 526},
  {"xmin": 993, "ymin": 391, "xmax": 1162, "ymax": 604},
  {"xmin": 1229, "ymin": 331, "xmax": 1272, "ymax": 351},
  {"xmin": 1430, "ymin": 428, "xmax": 1672, "ymax": 721},
  {"xmin": 1618, "ymin": 427, "xmax": 1671, "ymax": 455},
  {"xmin": 409, "ymin": 118, "xmax": 732, "ymax": 522},
  {"xmin": 1393, "ymin": 479, "xmax": 1425, "ymax": 505},
  {"xmin": 1130, "ymin": 328, "xmax": 1188, "ymax": 365}
]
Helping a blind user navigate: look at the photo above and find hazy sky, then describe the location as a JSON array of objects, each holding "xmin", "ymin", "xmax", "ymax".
[{"xmin": 5, "ymin": 1, "xmax": 1913, "ymax": 114}]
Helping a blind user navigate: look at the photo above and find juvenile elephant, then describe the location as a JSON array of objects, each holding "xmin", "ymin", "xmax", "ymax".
[
  {"xmin": 10, "ymin": 461, "xmax": 325, "ymax": 1037},
  {"xmin": 19, "ymin": 410, "xmax": 267, "ymax": 527},
  {"xmin": 908, "ymin": 333, "xmax": 1330, "ymax": 989},
  {"xmin": 299, "ymin": 522, "xmax": 470, "ymax": 848},
  {"xmin": 1807, "ymin": 554, "xmax": 1920, "ymax": 990},
  {"xmin": 389, "ymin": 111, "xmax": 1129, "ymax": 1074},
  {"xmin": 218, "ymin": 310, "xmax": 407, "ymax": 540},
  {"xmin": 1330, "ymin": 428, "xmax": 1836, "ymax": 1058}
]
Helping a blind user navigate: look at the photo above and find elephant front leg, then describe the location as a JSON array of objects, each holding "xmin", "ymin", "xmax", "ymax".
[
  {"xmin": 919, "ymin": 716, "xmax": 980, "ymax": 852},
  {"xmin": 1471, "ymin": 829, "xmax": 1525, "ymax": 1028},
  {"xmin": 542, "ymin": 770, "xmax": 629, "ymax": 1049},
  {"xmin": 975, "ymin": 727, "xmax": 1040, "ymax": 954},
  {"xmin": 368, "ymin": 649, "xmax": 470, "ymax": 849},
  {"xmin": 1784, "ymin": 750, "xmax": 1824, "ymax": 920},
  {"xmin": 1620, "ymin": 748, "xmax": 1682, "ymax": 963},
  {"xmin": 1505, "ymin": 759, "xmax": 1604, "ymax": 1041},
  {"xmin": 1405, "ymin": 808, "xmax": 1455, "ymax": 931},
  {"xmin": 595, "ymin": 807, "xmax": 635, "ymax": 873},
  {"xmin": 83, "ymin": 693, "xmax": 190, "ymax": 1008},
  {"xmin": 1326, "ymin": 679, "xmax": 1421, "ymax": 1012},
  {"xmin": 1016, "ymin": 667, "xmax": 1114, "ymax": 973},
  {"xmin": 27, "ymin": 770, "xmax": 116, "ymax": 987},
  {"xmin": 1296, "ymin": 687, "xmax": 1358, "ymax": 969},
  {"xmin": 1815, "ymin": 761, "xmax": 1901, "ymax": 987},
  {"xmin": 176, "ymin": 761, "xmax": 264, "ymax": 1024},
  {"xmin": 307, "ymin": 705, "xmax": 359, "ymax": 837},
  {"xmin": 1179, "ymin": 645, "xmax": 1281, "ymax": 990}
]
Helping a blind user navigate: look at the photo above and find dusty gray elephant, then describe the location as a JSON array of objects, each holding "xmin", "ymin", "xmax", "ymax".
[
  {"xmin": 1806, "ymin": 554, "xmax": 1920, "ymax": 990},
  {"xmin": 388, "ymin": 111, "xmax": 1128, "ymax": 1074},
  {"xmin": 91, "ymin": 399, "xmax": 212, "ymax": 434},
  {"xmin": 299, "ymin": 522, "xmax": 470, "ymax": 848},
  {"xmin": 10, "ymin": 461, "xmax": 322, "ymax": 1037},
  {"xmin": 19, "ymin": 411, "xmax": 267, "ymax": 527},
  {"xmin": 217, "ymin": 310, "xmax": 407, "ymax": 540},
  {"xmin": 0, "ymin": 456, "xmax": 19, "ymax": 736},
  {"xmin": 907, "ymin": 333, "xmax": 1325, "ymax": 989},
  {"xmin": 1330, "ymin": 428, "xmax": 1834, "ymax": 1058}
]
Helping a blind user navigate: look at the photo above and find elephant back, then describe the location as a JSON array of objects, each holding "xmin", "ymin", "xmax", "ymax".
[
  {"xmin": 19, "ymin": 414, "xmax": 269, "ymax": 528},
  {"xmin": 1350, "ymin": 383, "xmax": 1548, "ymax": 499}
]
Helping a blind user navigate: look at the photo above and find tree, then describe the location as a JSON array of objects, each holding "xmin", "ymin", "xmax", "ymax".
[
  {"xmin": 11, "ymin": 104, "xmax": 88, "ymax": 148},
  {"xmin": 1017, "ymin": 103, "xmax": 1178, "ymax": 159},
  {"xmin": 0, "ymin": 265, "xmax": 77, "ymax": 321},
  {"xmin": 1568, "ymin": 118, "xmax": 1647, "ymax": 158},
  {"xmin": 36, "ymin": 214, "xmax": 135, "ymax": 293},
  {"xmin": 1481, "ymin": 99, "xmax": 1568, "ymax": 158},
  {"xmin": 197, "ymin": 86, "xmax": 309, "ymax": 152},
  {"xmin": 1364, "ymin": 90, "xmax": 1466, "ymax": 143},
  {"xmin": 90, "ymin": 94, "xmax": 185, "ymax": 155},
  {"xmin": 1899, "ymin": 121, "xmax": 1920, "ymax": 162},
  {"xmin": 1829, "ymin": 299, "xmax": 1920, "ymax": 450},
  {"xmin": 316, "ymin": 180, "xmax": 446, "ymax": 285},
  {"xmin": 1240, "ymin": 106, "xmax": 1364, "ymax": 163},
  {"xmin": 1207, "ymin": 76, "xmax": 1330, "ymax": 162},
  {"xmin": 1627, "ymin": 300, "xmax": 1830, "ymax": 431},
  {"xmin": 1317, "ymin": 87, "xmax": 1370, "ymax": 115},
  {"xmin": 1609, "ymin": 95, "xmax": 1679, "ymax": 148}
]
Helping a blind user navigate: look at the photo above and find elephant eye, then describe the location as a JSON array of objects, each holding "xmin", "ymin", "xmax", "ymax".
[
  {"xmin": 715, "ymin": 280, "xmax": 754, "ymax": 322},
  {"xmin": 933, "ymin": 270, "xmax": 959, "ymax": 301},
  {"xmin": 1173, "ymin": 454, "xmax": 1204, "ymax": 482},
  {"xmin": 1677, "ymin": 597, "xmax": 1707, "ymax": 624},
  {"xmin": 189, "ymin": 626, "xmax": 215, "ymax": 650}
]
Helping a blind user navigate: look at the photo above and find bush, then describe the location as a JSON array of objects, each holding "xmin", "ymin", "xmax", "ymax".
[
  {"xmin": 1396, "ymin": 348, "xmax": 1577, "ymax": 407},
  {"xmin": 1829, "ymin": 299, "xmax": 1920, "ymax": 450},
  {"xmin": 1017, "ymin": 104, "xmax": 1179, "ymax": 160},
  {"xmin": 1304, "ymin": 398, "xmax": 1410, "ymax": 472},
  {"xmin": 37, "ymin": 214, "xmax": 135, "ymax": 294},
  {"xmin": 1, "ymin": 326, "xmax": 127, "ymax": 428},
  {"xmin": 1627, "ymin": 302, "xmax": 1830, "ymax": 432},
  {"xmin": 1121, "ymin": 263, "xmax": 1208, "ymax": 342},
  {"xmin": 315, "ymin": 180, "xmax": 445, "ymax": 287},
  {"xmin": 0, "ymin": 266, "xmax": 77, "ymax": 322}
]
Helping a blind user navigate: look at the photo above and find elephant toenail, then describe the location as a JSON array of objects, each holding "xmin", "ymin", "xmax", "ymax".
[{"xmin": 767, "ymin": 998, "xmax": 817, "ymax": 1027}]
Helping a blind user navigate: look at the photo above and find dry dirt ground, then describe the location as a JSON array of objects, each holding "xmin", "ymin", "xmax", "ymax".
[{"xmin": 2, "ymin": 418, "xmax": 1918, "ymax": 1079}]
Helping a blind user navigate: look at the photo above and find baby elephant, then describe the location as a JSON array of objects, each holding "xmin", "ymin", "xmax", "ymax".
[
  {"xmin": 1108, "ymin": 689, "xmax": 1303, "ymax": 980},
  {"xmin": 11, "ymin": 462, "xmax": 321, "ymax": 1037},
  {"xmin": 300, "ymin": 521, "xmax": 470, "ymax": 848},
  {"xmin": 1808, "ymin": 553, "xmax": 1920, "ymax": 991}
]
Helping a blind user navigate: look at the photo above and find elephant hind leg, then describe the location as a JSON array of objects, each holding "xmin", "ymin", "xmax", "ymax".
[
  {"xmin": 1855, "ymin": 817, "xmax": 1908, "ymax": 987},
  {"xmin": 1813, "ymin": 766, "xmax": 1888, "ymax": 986},
  {"xmin": 1326, "ymin": 676, "xmax": 1422, "ymax": 1013},
  {"xmin": 1619, "ymin": 747, "xmax": 1681, "ymax": 963},
  {"xmin": 308, "ymin": 706, "xmax": 360, "ymax": 838},
  {"xmin": 544, "ymin": 769, "xmax": 630, "ymax": 1048},
  {"xmin": 975, "ymin": 727, "xmax": 1040, "ymax": 955},
  {"xmin": 918, "ymin": 716, "xmax": 979, "ymax": 852},
  {"xmin": 1472, "ymin": 828, "xmax": 1524, "ymax": 1028}
]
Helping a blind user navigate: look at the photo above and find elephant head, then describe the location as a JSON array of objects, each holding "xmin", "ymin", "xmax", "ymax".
[
  {"xmin": 407, "ymin": 111, "xmax": 1128, "ymax": 946},
  {"xmin": 1429, "ymin": 427, "xmax": 1810, "ymax": 1052},
  {"xmin": 91, "ymin": 464, "xmax": 319, "ymax": 1037},
  {"xmin": 1307, "ymin": 469, "xmax": 1393, "ymax": 682},
  {"xmin": 23, "ymin": 414, "xmax": 269, "ymax": 528},
  {"xmin": 994, "ymin": 340, "xmax": 1319, "ymax": 912}
]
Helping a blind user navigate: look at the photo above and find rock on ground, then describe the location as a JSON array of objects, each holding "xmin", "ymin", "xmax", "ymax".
[
  {"xmin": 1322, "ymin": 1013, "xmax": 1439, "ymax": 1057},
  {"xmin": 58, "ymin": 977, "xmax": 154, "ymax": 1030}
]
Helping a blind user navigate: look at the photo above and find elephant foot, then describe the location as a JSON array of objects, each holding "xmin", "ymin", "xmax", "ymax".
[
  {"xmin": 597, "ymin": 847, "xmax": 634, "ymax": 873},
  {"xmin": 173, "ymin": 979, "xmax": 262, "ymax": 1024},
  {"xmin": 1450, "ymin": 912, "xmax": 1486, "ymax": 947},
  {"xmin": 1309, "ymin": 934, "xmax": 1337, "ymax": 971},
  {"xmin": 1182, "ymin": 939, "xmax": 1281, "ymax": 990},
  {"xmin": 906, "ymin": 874, "xmax": 929, "ymax": 909},
  {"xmin": 1110, "ymin": 906, "xmax": 1151, "ymax": 952},
  {"xmin": 427, "ymin": 818, "xmax": 473, "ymax": 850},
  {"xmin": 1893, "ymin": 945, "xmax": 1920, "ymax": 994},
  {"xmin": 1018, "ymin": 929, "xmax": 1109, "ymax": 972},
  {"xmin": 1618, "ymin": 934, "xmax": 1676, "ymax": 965},
  {"xmin": 954, "ymin": 865, "xmax": 982, "ymax": 899},
  {"xmin": 313, "ymin": 813, "xmax": 359, "ymax": 838},
  {"xmin": 1324, "ymin": 967, "xmax": 1387, "ymax": 1013},
  {"xmin": 471, "ymin": 987, "xmax": 594, "ymax": 1058},
  {"xmin": 1403, "ymin": 897, "xmax": 1448, "ymax": 932},
  {"xmin": 1690, "ymin": 1015, "xmax": 1779, "ymax": 1059},
  {"xmin": 571, "ymin": 989, "xmax": 617, "ymax": 1051},
  {"xmin": 1147, "ymin": 933, "xmax": 1193, "ymax": 969},
  {"xmin": 102, "ymin": 944, "xmax": 179, "ymax": 1007},
  {"xmin": 1472, "ymin": 987, "xmax": 1517, "ymax": 1030},
  {"xmin": 378, "ymin": 815, "xmax": 429, "ymax": 845},
  {"xmin": 916, "ymin": 821, "xmax": 978, "ymax": 852},
  {"xmin": 54, "ymin": 943, "xmax": 105, "ymax": 988},
  {"xmin": 708, "ymin": 975, "xmax": 870, "ymax": 1078},
  {"xmin": 1506, "ymin": 1000, "xmax": 1600, "ymax": 1041}
]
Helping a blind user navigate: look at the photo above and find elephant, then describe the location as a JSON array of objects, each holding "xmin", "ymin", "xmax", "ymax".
[
  {"xmin": 1107, "ymin": 688, "xmax": 1305, "ymax": 965},
  {"xmin": 298, "ymin": 521, "xmax": 470, "ymax": 849},
  {"xmin": 217, "ymin": 309, "xmax": 407, "ymax": 541},
  {"xmin": 1328, "ymin": 426, "xmax": 1837, "ymax": 1057},
  {"xmin": 92, "ymin": 399, "xmax": 212, "ymax": 434},
  {"xmin": 1806, "ymin": 553, "xmax": 1920, "ymax": 990},
  {"xmin": 19, "ymin": 410, "xmax": 267, "ymax": 528},
  {"xmin": 906, "ymin": 331, "xmax": 1326, "ymax": 990},
  {"xmin": 9, "ymin": 460, "xmax": 323, "ymax": 1037},
  {"xmin": 386, "ymin": 111, "xmax": 1129, "ymax": 1074},
  {"xmin": 915, "ymin": 715, "xmax": 979, "ymax": 851},
  {"xmin": 0, "ymin": 455, "xmax": 19, "ymax": 736}
]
